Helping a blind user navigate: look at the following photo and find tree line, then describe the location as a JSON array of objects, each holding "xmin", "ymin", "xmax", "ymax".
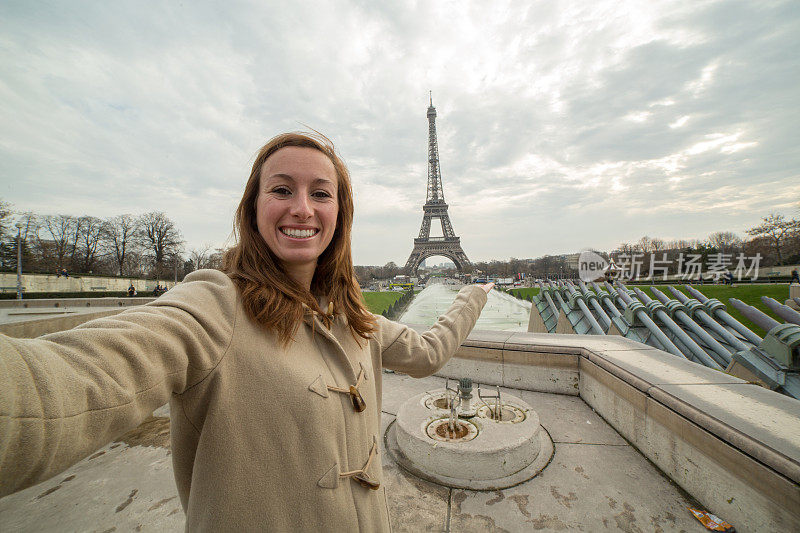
[
  {"xmin": 475, "ymin": 212, "xmax": 800, "ymax": 279},
  {"xmin": 0, "ymin": 199, "xmax": 221, "ymax": 279},
  {"xmin": 609, "ymin": 214, "xmax": 800, "ymax": 277},
  {"xmin": 3, "ymin": 198, "xmax": 797, "ymax": 283}
]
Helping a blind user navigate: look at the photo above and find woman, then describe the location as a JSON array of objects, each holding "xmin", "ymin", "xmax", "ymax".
[{"xmin": 0, "ymin": 132, "xmax": 491, "ymax": 531}]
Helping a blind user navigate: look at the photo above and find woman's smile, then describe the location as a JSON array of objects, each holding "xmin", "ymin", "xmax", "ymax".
[{"xmin": 279, "ymin": 226, "xmax": 320, "ymax": 239}]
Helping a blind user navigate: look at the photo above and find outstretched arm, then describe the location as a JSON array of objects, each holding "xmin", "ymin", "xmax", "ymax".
[
  {"xmin": 376, "ymin": 284, "xmax": 489, "ymax": 377},
  {"xmin": 0, "ymin": 270, "xmax": 237, "ymax": 497}
]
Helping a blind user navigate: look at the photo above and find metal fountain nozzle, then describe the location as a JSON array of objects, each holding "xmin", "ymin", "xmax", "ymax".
[
  {"xmin": 444, "ymin": 379, "xmax": 460, "ymax": 431},
  {"xmin": 458, "ymin": 378, "xmax": 477, "ymax": 418},
  {"xmin": 477, "ymin": 384, "xmax": 503, "ymax": 421},
  {"xmin": 443, "ymin": 379, "xmax": 464, "ymax": 432},
  {"xmin": 448, "ymin": 395, "xmax": 462, "ymax": 432}
]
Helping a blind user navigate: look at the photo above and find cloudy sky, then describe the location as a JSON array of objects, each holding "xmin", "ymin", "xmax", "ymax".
[{"xmin": 1, "ymin": 0, "xmax": 798, "ymax": 266}]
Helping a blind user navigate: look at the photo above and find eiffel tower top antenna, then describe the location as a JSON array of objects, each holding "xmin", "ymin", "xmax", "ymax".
[{"xmin": 426, "ymin": 92, "xmax": 443, "ymax": 203}]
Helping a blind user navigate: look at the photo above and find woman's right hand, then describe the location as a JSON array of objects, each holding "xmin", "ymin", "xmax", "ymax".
[{"xmin": 479, "ymin": 282, "xmax": 495, "ymax": 293}]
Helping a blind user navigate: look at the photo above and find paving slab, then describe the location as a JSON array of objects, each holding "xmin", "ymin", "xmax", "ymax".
[
  {"xmin": 380, "ymin": 372, "xmax": 445, "ymax": 415},
  {"xmin": 450, "ymin": 443, "xmax": 705, "ymax": 533},
  {"xmin": 380, "ymin": 414, "xmax": 450, "ymax": 532},
  {"xmin": 505, "ymin": 387, "xmax": 627, "ymax": 446},
  {"xmin": 0, "ymin": 436, "xmax": 183, "ymax": 532}
]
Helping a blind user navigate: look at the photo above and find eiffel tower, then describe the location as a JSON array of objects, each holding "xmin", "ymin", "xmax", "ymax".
[{"xmin": 404, "ymin": 94, "xmax": 471, "ymax": 275}]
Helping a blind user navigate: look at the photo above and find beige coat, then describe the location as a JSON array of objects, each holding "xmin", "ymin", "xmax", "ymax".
[{"xmin": 0, "ymin": 269, "xmax": 487, "ymax": 531}]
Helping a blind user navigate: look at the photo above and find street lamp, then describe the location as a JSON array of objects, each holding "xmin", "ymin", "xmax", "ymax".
[{"xmin": 15, "ymin": 221, "xmax": 23, "ymax": 300}]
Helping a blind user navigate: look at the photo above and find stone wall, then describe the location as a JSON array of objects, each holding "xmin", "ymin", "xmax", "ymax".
[{"xmin": 0, "ymin": 272, "xmax": 176, "ymax": 294}]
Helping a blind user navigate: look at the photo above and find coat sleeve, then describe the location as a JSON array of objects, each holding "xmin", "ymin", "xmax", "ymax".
[
  {"xmin": 376, "ymin": 285, "xmax": 487, "ymax": 378},
  {"xmin": 0, "ymin": 269, "xmax": 238, "ymax": 497}
]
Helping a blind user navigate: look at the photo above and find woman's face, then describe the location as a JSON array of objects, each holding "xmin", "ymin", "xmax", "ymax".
[{"xmin": 255, "ymin": 146, "xmax": 339, "ymax": 278}]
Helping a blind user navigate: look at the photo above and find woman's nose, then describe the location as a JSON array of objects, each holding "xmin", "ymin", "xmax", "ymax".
[{"xmin": 290, "ymin": 193, "xmax": 313, "ymax": 219}]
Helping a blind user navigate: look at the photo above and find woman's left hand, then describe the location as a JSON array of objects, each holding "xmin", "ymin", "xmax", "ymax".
[{"xmin": 479, "ymin": 282, "xmax": 495, "ymax": 293}]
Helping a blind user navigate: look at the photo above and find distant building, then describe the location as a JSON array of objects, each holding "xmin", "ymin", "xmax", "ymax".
[{"xmin": 565, "ymin": 253, "xmax": 581, "ymax": 271}]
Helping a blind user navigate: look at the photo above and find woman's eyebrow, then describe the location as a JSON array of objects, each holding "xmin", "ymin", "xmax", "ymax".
[
  {"xmin": 265, "ymin": 173, "xmax": 295, "ymax": 182},
  {"xmin": 313, "ymin": 177, "xmax": 336, "ymax": 187},
  {"xmin": 264, "ymin": 174, "xmax": 334, "ymax": 186}
]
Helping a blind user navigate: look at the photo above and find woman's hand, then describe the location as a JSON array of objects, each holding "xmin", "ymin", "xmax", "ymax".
[{"xmin": 479, "ymin": 282, "xmax": 495, "ymax": 293}]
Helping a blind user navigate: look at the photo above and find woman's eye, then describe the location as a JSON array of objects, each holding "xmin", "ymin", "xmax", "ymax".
[
  {"xmin": 272, "ymin": 186, "xmax": 291, "ymax": 196},
  {"xmin": 312, "ymin": 190, "xmax": 332, "ymax": 199}
]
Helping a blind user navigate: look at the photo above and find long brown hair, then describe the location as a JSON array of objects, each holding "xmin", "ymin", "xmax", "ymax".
[{"xmin": 222, "ymin": 132, "xmax": 376, "ymax": 344}]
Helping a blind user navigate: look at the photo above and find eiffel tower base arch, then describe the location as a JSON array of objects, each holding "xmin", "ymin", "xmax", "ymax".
[{"xmin": 404, "ymin": 239, "xmax": 471, "ymax": 276}]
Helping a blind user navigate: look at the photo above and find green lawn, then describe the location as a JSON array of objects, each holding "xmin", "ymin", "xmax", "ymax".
[
  {"xmin": 508, "ymin": 287, "xmax": 540, "ymax": 300},
  {"xmin": 508, "ymin": 284, "xmax": 791, "ymax": 335},
  {"xmin": 362, "ymin": 291, "xmax": 404, "ymax": 314}
]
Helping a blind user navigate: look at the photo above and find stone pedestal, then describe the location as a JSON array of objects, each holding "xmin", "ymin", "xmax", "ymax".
[{"xmin": 385, "ymin": 389, "xmax": 553, "ymax": 490}]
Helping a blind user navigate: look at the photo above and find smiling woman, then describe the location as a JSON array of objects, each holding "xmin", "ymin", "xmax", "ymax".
[
  {"xmin": 0, "ymin": 131, "xmax": 493, "ymax": 531},
  {"xmin": 222, "ymin": 132, "xmax": 376, "ymax": 345}
]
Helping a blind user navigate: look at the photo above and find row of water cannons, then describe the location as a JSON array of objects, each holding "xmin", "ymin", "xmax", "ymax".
[{"xmin": 526, "ymin": 280, "xmax": 800, "ymax": 399}]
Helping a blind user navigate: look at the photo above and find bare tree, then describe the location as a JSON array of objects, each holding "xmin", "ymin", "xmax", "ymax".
[
  {"xmin": 616, "ymin": 242, "xmax": 636, "ymax": 255},
  {"xmin": 7, "ymin": 212, "xmax": 40, "ymax": 272},
  {"xmin": 68, "ymin": 216, "xmax": 85, "ymax": 270},
  {"xmin": 0, "ymin": 198, "xmax": 12, "ymax": 242},
  {"xmin": 15, "ymin": 212, "xmax": 38, "ymax": 242},
  {"xmin": 76, "ymin": 216, "xmax": 104, "ymax": 273},
  {"xmin": 166, "ymin": 247, "xmax": 186, "ymax": 282},
  {"xmin": 189, "ymin": 244, "xmax": 213, "ymax": 271},
  {"xmin": 125, "ymin": 250, "xmax": 149, "ymax": 278},
  {"xmin": 746, "ymin": 213, "xmax": 800, "ymax": 264},
  {"xmin": 673, "ymin": 239, "xmax": 694, "ymax": 251},
  {"xmin": 138, "ymin": 211, "xmax": 184, "ymax": 277},
  {"xmin": 706, "ymin": 231, "xmax": 741, "ymax": 254},
  {"xmin": 40, "ymin": 215, "xmax": 82, "ymax": 272},
  {"xmin": 103, "ymin": 214, "xmax": 140, "ymax": 276},
  {"xmin": 637, "ymin": 236, "xmax": 653, "ymax": 254},
  {"xmin": 0, "ymin": 199, "xmax": 15, "ymax": 269},
  {"xmin": 206, "ymin": 248, "xmax": 225, "ymax": 270}
]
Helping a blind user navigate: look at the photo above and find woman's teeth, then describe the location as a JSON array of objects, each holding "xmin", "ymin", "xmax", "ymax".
[{"xmin": 281, "ymin": 228, "xmax": 317, "ymax": 238}]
